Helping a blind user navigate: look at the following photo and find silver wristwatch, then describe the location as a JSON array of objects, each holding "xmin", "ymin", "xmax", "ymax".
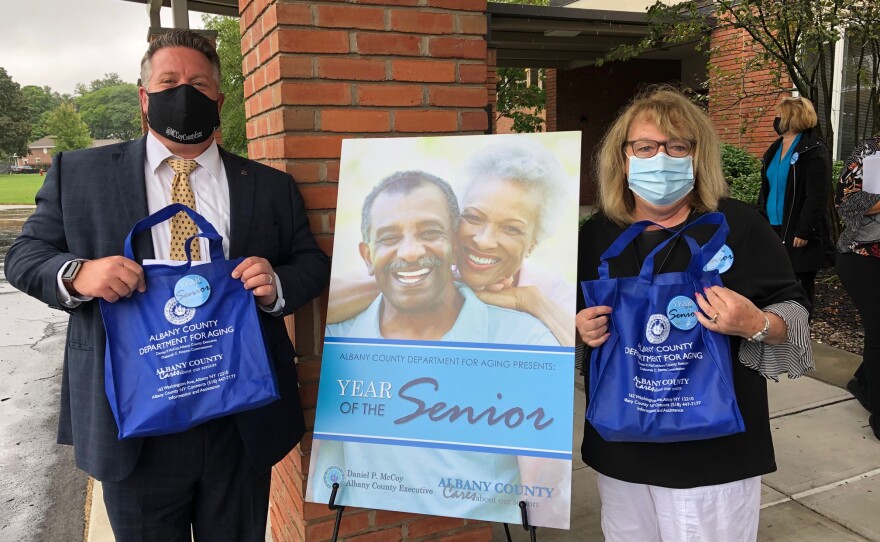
[{"xmin": 747, "ymin": 313, "xmax": 771, "ymax": 343}]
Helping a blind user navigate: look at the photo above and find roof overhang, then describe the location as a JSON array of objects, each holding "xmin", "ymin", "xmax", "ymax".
[
  {"xmin": 117, "ymin": 0, "xmax": 698, "ymax": 70},
  {"xmin": 119, "ymin": 0, "xmax": 239, "ymax": 18},
  {"xmin": 487, "ymin": 3, "xmax": 651, "ymax": 69}
]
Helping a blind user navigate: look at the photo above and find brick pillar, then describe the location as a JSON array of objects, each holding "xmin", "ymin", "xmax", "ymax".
[
  {"xmin": 708, "ymin": 18, "xmax": 789, "ymax": 156},
  {"xmin": 486, "ymin": 48, "xmax": 497, "ymax": 133},
  {"xmin": 238, "ymin": 0, "xmax": 491, "ymax": 540},
  {"xmin": 545, "ymin": 69, "xmax": 557, "ymax": 133}
]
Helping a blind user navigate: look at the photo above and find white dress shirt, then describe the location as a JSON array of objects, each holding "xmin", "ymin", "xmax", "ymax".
[{"xmin": 58, "ymin": 133, "xmax": 283, "ymax": 312}]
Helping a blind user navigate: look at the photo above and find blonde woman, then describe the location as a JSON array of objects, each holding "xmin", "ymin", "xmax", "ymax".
[
  {"xmin": 576, "ymin": 87, "xmax": 812, "ymax": 541},
  {"xmin": 757, "ymin": 96, "xmax": 834, "ymax": 314}
]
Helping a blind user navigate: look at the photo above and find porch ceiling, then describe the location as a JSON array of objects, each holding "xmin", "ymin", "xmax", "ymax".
[
  {"xmin": 488, "ymin": 3, "xmax": 651, "ymax": 69},
  {"xmin": 118, "ymin": 0, "xmax": 677, "ymax": 69},
  {"xmin": 119, "ymin": 0, "xmax": 239, "ymax": 17}
]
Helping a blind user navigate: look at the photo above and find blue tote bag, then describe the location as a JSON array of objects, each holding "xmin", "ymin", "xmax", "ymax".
[
  {"xmin": 101, "ymin": 203, "xmax": 279, "ymax": 439},
  {"xmin": 580, "ymin": 212, "xmax": 745, "ymax": 443}
]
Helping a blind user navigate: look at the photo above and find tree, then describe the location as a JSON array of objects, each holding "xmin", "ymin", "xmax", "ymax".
[
  {"xmin": 75, "ymin": 73, "xmax": 127, "ymax": 96},
  {"xmin": 490, "ymin": 0, "xmax": 549, "ymax": 133},
  {"xmin": 0, "ymin": 67, "xmax": 31, "ymax": 159},
  {"xmin": 203, "ymin": 14, "xmax": 248, "ymax": 156},
  {"xmin": 496, "ymin": 68, "xmax": 546, "ymax": 133},
  {"xmin": 22, "ymin": 85, "xmax": 67, "ymax": 140},
  {"xmin": 77, "ymin": 83, "xmax": 141, "ymax": 140},
  {"xmin": 606, "ymin": 0, "xmax": 880, "ymax": 145},
  {"xmin": 45, "ymin": 103, "xmax": 92, "ymax": 154}
]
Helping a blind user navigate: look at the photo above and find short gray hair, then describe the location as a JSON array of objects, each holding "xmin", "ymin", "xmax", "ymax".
[
  {"xmin": 462, "ymin": 140, "xmax": 568, "ymax": 244},
  {"xmin": 140, "ymin": 29, "xmax": 221, "ymax": 87},
  {"xmin": 361, "ymin": 171, "xmax": 460, "ymax": 243}
]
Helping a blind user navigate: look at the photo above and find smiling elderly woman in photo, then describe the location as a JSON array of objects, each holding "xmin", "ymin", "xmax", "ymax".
[{"xmin": 326, "ymin": 140, "xmax": 576, "ymax": 346}]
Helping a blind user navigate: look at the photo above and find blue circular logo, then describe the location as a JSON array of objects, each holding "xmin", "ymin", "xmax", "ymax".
[
  {"xmin": 164, "ymin": 298, "xmax": 195, "ymax": 325},
  {"xmin": 703, "ymin": 244, "xmax": 734, "ymax": 274},
  {"xmin": 667, "ymin": 295, "xmax": 698, "ymax": 330},
  {"xmin": 646, "ymin": 314, "xmax": 671, "ymax": 344},
  {"xmin": 323, "ymin": 466, "xmax": 345, "ymax": 489},
  {"xmin": 174, "ymin": 274, "xmax": 211, "ymax": 308}
]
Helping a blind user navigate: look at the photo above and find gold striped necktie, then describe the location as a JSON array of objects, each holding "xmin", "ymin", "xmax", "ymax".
[{"xmin": 165, "ymin": 158, "xmax": 201, "ymax": 261}]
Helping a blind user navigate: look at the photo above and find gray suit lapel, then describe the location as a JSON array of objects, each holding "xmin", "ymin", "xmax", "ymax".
[
  {"xmin": 222, "ymin": 148, "xmax": 254, "ymax": 259},
  {"xmin": 112, "ymin": 137, "xmax": 154, "ymax": 260}
]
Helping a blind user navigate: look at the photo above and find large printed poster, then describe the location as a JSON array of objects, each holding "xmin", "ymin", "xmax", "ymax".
[{"xmin": 305, "ymin": 132, "xmax": 581, "ymax": 529}]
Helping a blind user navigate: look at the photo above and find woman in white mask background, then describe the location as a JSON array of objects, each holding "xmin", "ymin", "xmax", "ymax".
[{"xmin": 576, "ymin": 87, "xmax": 812, "ymax": 541}]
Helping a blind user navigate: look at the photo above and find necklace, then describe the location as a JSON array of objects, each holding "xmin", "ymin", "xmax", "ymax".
[{"xmin": 631, "ymin": 209, "xmax": 694, "ymax": 274}]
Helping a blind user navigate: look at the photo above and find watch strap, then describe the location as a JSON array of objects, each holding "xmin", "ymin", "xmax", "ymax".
[
  {"xmin": 61, "ymin": 259, "xmax": 86, "ymax": 296},
  {"xmin": 747, "ymin": 313, "xmax": 771, "ymax": 342}
]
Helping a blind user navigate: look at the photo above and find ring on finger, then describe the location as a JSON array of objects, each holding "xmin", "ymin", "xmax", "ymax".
[
  {"xmin": 267, "ymin": 274, "xmax": 274, "ymax": 286},
  {"xmin": 709, "ymin": 313, "xmax": 719, "ymax": 324}
]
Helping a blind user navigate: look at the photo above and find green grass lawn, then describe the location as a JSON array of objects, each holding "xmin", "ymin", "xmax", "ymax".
[{"xmin": 0, "ymin": 174, "xmax": 45, "ymax": 205}]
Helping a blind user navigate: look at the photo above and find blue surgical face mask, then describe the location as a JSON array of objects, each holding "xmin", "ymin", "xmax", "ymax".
[{"xmin": 627, "ymin": 153, "xmax": 695, "ymax": 207}]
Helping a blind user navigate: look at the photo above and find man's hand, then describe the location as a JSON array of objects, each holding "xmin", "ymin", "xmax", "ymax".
[
  {"xmin": 73, "ymin": 256, "xmax": 146, "ymax": 302},
  {"xmin": 232, "ymin": 257, "xmax": 277, "ymax": 306}
]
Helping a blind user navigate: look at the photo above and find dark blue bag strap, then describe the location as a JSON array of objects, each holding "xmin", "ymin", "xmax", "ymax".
[
  {"xmin": 124, "ymin": 203, "xmax": 225, "ymax": 265},
  {"xmin": 637, "ymin": 212, "xmax": 728, "ymax": 281},
  {"xmin": 599, "ymin": 212, "xmax": 728, "ymax": 280}
]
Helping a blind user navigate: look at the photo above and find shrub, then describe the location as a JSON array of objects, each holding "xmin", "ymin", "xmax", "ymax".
[
  {"xmin": 721, "ymin": 143, "xmax": 762, "ymax": 205},
  {"xmin": 720, "ymin": 142, "xmax": 761, "ymax": 180},
  {"xmin": 728, "ymin": 172, "xmax": 762, "ymax": 204}
]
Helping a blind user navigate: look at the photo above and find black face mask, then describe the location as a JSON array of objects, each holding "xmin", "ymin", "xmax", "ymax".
[
  {"xmin": 147, "ymin": 84, "xmax": 220, "ymax": 145},
  {"xmin": 772, "ymin": 116, "xmax": 785, "ymax": 136}
]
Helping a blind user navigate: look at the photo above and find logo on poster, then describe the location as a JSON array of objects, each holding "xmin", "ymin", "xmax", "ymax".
[
  {"xmin": 323, "ymin": 466, "xmax": 345, "ymax": 489},
  {"xmin": 164, "ymin": 298, "xmax": 196, "ymax": 325},
  {"xmin": 646, "ymin": 314, "xmax": 670, "ymax": 344}
]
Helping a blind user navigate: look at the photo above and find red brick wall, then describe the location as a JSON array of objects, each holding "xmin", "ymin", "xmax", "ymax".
[
  {"xmin": 708, "ymin": 21, "xmax": 790, "ymax": 157},
  {"xmin": 545, "ymin": 69, "xmax": 556, "ymax": 133},
  {"xmin": 21, "ymin": 147, "xmax": 52, "ymax": 166},
  {"xmin": 238, "ymin": 0, "xmax": 491, "ymax": 540},
  {"xmin": 486, "ymin": 48, "xmax": 496, "ymax": 133},
  {"xmin": 551, "ymin": 60, "xmax": 681, "ymax": 204}
]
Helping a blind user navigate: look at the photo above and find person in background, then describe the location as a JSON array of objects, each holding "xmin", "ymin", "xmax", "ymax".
[
  {"xmin": 836, "ymin": 132, "xmax": 880, "ymax": 441},
  {"xmin": 4, "ymin": 30, "xmax": 330, "ymax": 541},
  {"xmin": 757, "ymin": 96, "xmax": 834, "ymax": 314},
  {"xmin": 577, "ymin": 87, "xmax": 812, "ymax": 541}
]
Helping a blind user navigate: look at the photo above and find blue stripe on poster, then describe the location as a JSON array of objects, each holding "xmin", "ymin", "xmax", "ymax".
[
  {"xmin": 313, "ymin": 432, "xmax": 573, "ymax": 460},
  {"xmin": 315, "ymin": 340, "xmax": 574, "ymax": 454}
]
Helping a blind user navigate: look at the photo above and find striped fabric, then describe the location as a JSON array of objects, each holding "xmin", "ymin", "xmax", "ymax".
[{"xmin": 739, "ymin": 300, "xmax": 814, "ymax": 381}]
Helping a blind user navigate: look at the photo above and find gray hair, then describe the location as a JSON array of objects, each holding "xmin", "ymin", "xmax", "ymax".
[
  {"xmin": 361, "ymin": 171, "xmax": 460, "ymax": 243},
  {"xmin": 462, "ymin": 140, "xmax": 568, "ymax": 244},
  {"xmin": 140, "ymin": 29, "xmax": 221, "ymax": 87}
]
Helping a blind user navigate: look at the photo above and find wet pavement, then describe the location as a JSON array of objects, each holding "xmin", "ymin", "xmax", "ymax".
[
  {"xmin": 0, "ymin": 206, "xmax": 88, "ymax": 542},
  {"xmin": 0, "ymin": 207, "xmax": 32, "ymax": 291}
]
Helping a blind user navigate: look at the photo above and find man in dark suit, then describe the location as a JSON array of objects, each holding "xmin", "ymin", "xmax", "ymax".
[{"xmin": 5, "ymin": 30, "xmax": 330, "ymax": 541}]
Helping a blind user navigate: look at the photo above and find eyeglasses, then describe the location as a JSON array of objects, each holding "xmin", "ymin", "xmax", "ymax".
[{"xmin": 624, "ymin": 139, "xmax": 694, "ymax": 158}]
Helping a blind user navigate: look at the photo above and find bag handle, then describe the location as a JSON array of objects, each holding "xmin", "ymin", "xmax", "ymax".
[
  {"xmin": 124, "ymin": 203, "xmax": 225, "ymax": 266},
  {"xmin": 599, "ymin": 212, "xmax": 728, "ymax": 280},
  {"xmin": 637, "ymin": 213, "xmax": 728, "ymax": 281}
]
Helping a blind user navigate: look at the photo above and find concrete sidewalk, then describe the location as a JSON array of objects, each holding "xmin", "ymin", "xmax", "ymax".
[
  {"xmin": 492, "ymin": 343, "xmax": 880, "ymax": 542},
  {"xmin": 80, "ymin": 341, "xmax": 880, "ymax": 541}
]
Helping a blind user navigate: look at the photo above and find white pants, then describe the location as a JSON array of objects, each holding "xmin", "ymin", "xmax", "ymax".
[{"xmin": 597, "ymin": 473, "xmax": 761, "ymax": 542}]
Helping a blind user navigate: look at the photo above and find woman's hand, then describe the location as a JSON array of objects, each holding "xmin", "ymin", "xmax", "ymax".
[
  {"xmin": 695, "ymin": 286, "xmax": 766, "ymax": 339},
  {"xmin": 476, "ymin": 286, "xmax": 575, "ymax": 346},
  {"xmin": 576, "ymin": 306, "xmax": 612, "ymax": 348},
  {"xmin": 792, "ymin": 237, "xmax": 808, "ymax": 248}
]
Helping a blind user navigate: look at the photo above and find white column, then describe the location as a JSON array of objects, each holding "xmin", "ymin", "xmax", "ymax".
[
  {"xmin": 171, "ymin": 0, "xmax": 190, "ymax": 29},
  {"xmin": 830, "ymin": 32, "xmax": 847, "ymax": 160}
]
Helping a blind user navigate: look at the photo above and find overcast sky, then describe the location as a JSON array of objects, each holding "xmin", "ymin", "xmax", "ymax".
[{"xmin": 0, "ymin": 0, "xmax": 208, "ymax": 95}]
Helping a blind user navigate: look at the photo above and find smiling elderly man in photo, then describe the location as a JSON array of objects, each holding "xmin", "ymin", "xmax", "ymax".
[{"xmin": 325, "ymin": 170, "xmax": 558, "ymax": 345}]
